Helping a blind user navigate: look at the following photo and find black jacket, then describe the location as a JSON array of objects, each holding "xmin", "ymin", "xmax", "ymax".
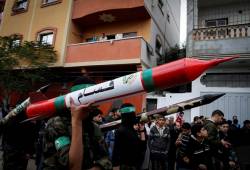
[
  {"xmin": 149, "ymin": 125, "xmax": 171, "ymax": 159},
  {"xmin": 112, "ymin": 124, "xmax": 146, "ymax": 168},
  {"xmin": 185, "ymin": 135, "xmax": 212, "ymax": 170}
]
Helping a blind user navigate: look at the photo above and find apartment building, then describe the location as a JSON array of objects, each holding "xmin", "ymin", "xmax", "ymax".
[
  {"xmin": 0, "ymin": 0, "xmax": 180, "ymax": 114},
  {"xmin": 162, "ymin": 0, "xmax": 250, "ymax": 123}
]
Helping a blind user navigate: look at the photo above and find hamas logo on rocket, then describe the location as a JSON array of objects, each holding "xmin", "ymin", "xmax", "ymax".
[{"xmin": 122, "ymin": 73, "xmax": 137, "ymax": 85}]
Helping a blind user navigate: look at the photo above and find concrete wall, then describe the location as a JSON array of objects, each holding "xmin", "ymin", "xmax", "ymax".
[
  {"xmin": 188, "ymin": 0, "xmax": 250, "ymax": 57},
  {"xmin": 198, "ymin": 2, "xmax": 250, "ymax": 27},
  {"xmin": 186, "ymin": 0, "xmax": 197, "ymax": 56},
  {"xmin": 193, "ymin": 37, "xmax": 250, "ymax": 56},
  {"xmin": 0, "ymin": 0, "xmax": 34, "ymax": 40},
  {"xmin": 144, "ymin": 0, "xmax": 181, "ymax": 66},
  {"xmin": 192, "ymin": 1, "xmax": 250, "ymax": 58},
  {"xmin": 141, "ymin": 38, "xmax": 154, "ymax": 69}
]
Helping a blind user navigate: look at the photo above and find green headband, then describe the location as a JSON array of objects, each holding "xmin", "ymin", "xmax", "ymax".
[
  {"xmin": 70, "ymin": 84, "xmax": 94, "ymax": 92},
  {"xmin": 120, "ymin": 106, "xmax": 135, "ymax": 114}
]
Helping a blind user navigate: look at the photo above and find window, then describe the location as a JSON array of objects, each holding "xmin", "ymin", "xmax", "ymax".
[
  {"xmin": 115, "ymin": 34, "xmax": 123, "ymax": 39},
  {"xmin": 10, "ymin": 34, "xmax": 22, "ymax": 48},
  {"xmin": 165, "ymin": 83, "xmax": 192, "ymax": 93},
  {"xmin": 12, "ymin": 0, "xmax": 28, "ymax": 14},
  {"xmin": 41, "ymin": 0, "xmax": 62, "ymax": 7},
  {"xmin": 155, "ymin": 36, "xmax": 163, "ymax": 56},
  {"xmin": 122, "ymin": 32, "xmax": 137, "ymax": 38},
  {"xmin": 146, "ymin": 98, "xmax": 157, "ymax": 112},
  {"xmin": 86, "ymin": 37, "xmax": 98, "ymax": 42},
  {"xmin": 43, "ymin": 0, "xmax": 57, "ymax": 3},
  {"xmin": 106, "ymin": 34, "xmax": 116, "ymax": 40},
  {"xmin": 37, "ymin": 28, "xmax": 57, "ymax": 46},
  {"xmin": 39, "ymin": 32, "xmax": 53, "ymax": 45},
  {"xmin": 12, "ymin": 39, "xmax": 21, "ymax": 47},
  {"xmin": 205, "ymin": 18, "xmax": 228, "ymax": 27}
]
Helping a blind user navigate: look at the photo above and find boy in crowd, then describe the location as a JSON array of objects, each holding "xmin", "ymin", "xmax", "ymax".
[
  {"xmin": 175, "ymin": 123, "xmax": 192, "ymax": 170},
  {"xmin": 181, "ymin": 124, "xmax": 212, "ymax": 170},
  {"xmin": 149, "ymin": 114, "xmax": 171, "ymax": 170},
  {"xmin": 218, "ymin": 120, "xmax": 238, "ymax": 170}
]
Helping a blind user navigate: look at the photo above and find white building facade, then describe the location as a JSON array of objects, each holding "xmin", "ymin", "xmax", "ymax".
[{"xmin": 155, "ymin": 0, "xmax": 250, "ymax": 123}]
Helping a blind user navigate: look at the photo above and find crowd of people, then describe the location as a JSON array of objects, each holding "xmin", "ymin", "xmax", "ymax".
[
  {"xmin": 98, "ymin": 108, "xmax": 250, "ymax": 170},
  {"xmin": 0, "ymin": 77, "xmax": 250, "ymax": 170}
]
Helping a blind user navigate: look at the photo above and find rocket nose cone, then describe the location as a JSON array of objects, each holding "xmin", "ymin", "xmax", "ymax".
[
  {"xmin": 208, "ymin": 93, "xmax": 226, "ymax": 101},
  {"xmin": 209, "ymin": 55, "xmax": 239, "ymax": 66},
  {"xmin": 202, "ymin": 93, "xmax": 226, "ymax": 104},
  {"xmin": 215, "ymin": 93, "xmax": 226, "ymax": 98}
]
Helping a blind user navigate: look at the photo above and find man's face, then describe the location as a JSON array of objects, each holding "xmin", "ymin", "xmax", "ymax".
[
  {"xmin": 169, "ymin": 117, "xmax": 174, "ymax": 125},
  {"xmin": 200, "ymin": 127, "xmax": 208, "ymax": 138},
  {"xmin": 114, "ymin": 111, "xmax": 121, "ymax": 119},
  {"xmin": 157, "ymin": 118, "xmax": 166, "ymax": 127},
  {"xmin": 165, "ymin": 119, "xmax": 170, "ymax": 125},
  {"xmin": 215, "ymin": 115, "xmax": 224, "ymax": 124},
  {"xmin": 133, "ymin": 123, "xmax": 139, "ymax": 130},
  {"xmin": 93, "ymin": 114, "xmax": 102, "ymax": 123},
  {"xmin": 246, "ymin": 123, "xmax": 250, "ymax": 129},
  {"xmin": 220, "ymin": 124, "xmax": 229, "ymax": 133},
  {"xmin": 175, "ymin": 122, "xmax": 181, "ymax": 129},
  {"xmin": 233, "ymin": 115, "xmax": 237, "ymax": 120}
]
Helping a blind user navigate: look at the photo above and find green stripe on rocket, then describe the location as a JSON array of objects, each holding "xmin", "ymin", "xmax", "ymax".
[
  {"xmin": 54, "ymin": 95, "xmax": 66, "ymax": 112},
  {"xmin": 142, "ymin": 69, "xmax": 155, "ymax": 92}
]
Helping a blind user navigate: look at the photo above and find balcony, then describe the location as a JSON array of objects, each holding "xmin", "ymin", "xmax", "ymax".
[
  {"xmin": 72, "ymin": 0, "xmax": 149, "ymax": 26},
  {"xmin": 65, "ymin": 37, "xmax": 149, "ymax": 67},
  {"xmin": 191, "ymin": 24, "xmax": 250, "ymax": 66},
  {"xmin": 193, "ymin": 24, "xmax": 250, "ymax": 41}
]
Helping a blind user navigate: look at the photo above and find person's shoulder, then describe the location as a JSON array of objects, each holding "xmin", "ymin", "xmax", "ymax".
[
  {"xmin": 164, "ymin": 125, "xmax": 170, "ymax": 131},
  {"xmin": 90, "ymin": 121, "xmax": 107, "ymax": 143},
  {"xmin": 45, "ymin": 116, "xmax": 71, "ymax": 139},
  {"xmin": 149, "ymin": 125, "xmax": 158, "ymax": 133},
  {"xmin": 92, "ymin": 122, "xmax": 103, "ymax": 136},
  {"xmin": 152, "ymin": 125, "xmax": 158, "ymax": 130},
  {"xmin": 204, "ymin": 119, "xmax": 215, "ymax": 126},
  {"xmin": 47, "ymin": 116, "xmax": 70, "ymax": 125}
]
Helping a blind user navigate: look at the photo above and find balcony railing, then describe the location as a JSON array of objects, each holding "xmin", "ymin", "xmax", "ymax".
[
  {"xmin": 193, "ymin": 24, "xmax": 250, "ymax": 41},
  {"xmin": 65, "ymin": 37, "xmax": 146, "ymax": 67}
]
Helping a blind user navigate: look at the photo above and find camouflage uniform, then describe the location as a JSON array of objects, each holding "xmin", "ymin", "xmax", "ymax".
[
  {"xmin": 42, "ymin": 116, "xmax": 112, "ymax": 170},
  {"xmin": 1, "ymin": 111, "xmax": 37, "ymax": 170}
]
